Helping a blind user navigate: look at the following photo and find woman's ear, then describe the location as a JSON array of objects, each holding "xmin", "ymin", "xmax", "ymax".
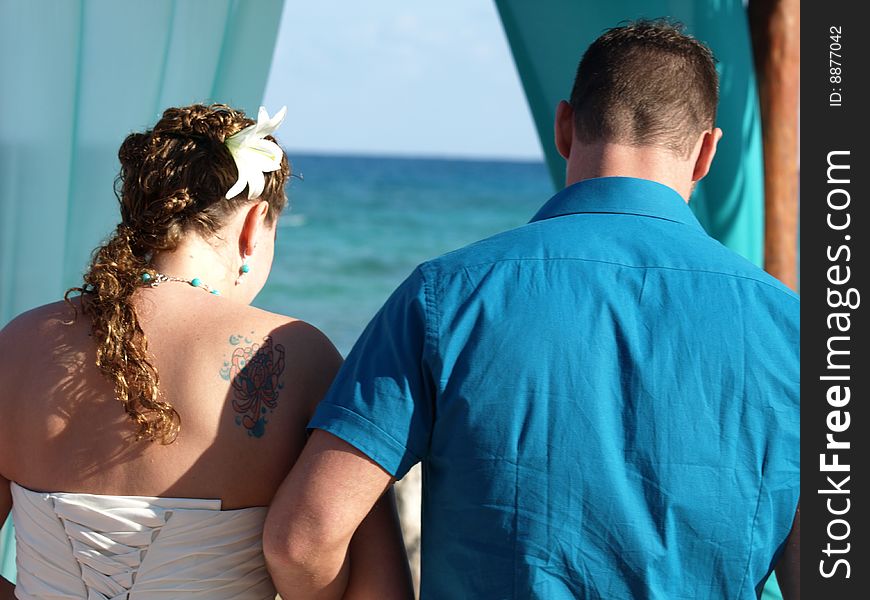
[{"xmin": 239, "ymin": 200, "xmax": 271, "ymax": 256}]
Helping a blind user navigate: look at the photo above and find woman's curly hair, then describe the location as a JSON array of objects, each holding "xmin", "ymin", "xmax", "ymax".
[{"xmin": 65, "ymin": 104, "xmax": 290, "ymax": 443}]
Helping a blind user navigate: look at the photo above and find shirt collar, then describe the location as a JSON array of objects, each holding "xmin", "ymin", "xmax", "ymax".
[{"xmin": 530, "ymin": 176, "xmax": 704, "ymax": 231}]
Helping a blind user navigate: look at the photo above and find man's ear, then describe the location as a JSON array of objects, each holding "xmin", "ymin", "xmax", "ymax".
[
  {"xmin": 239, "ymin": 200, "xmax": 270, "ymax": 256},
  {"xmin": 691, "ymin": 127, "xmax": 723, "ymax": 182},
  {"xmin": 554, "ymin": 100, "xmax": 574, "ymax": 160}
]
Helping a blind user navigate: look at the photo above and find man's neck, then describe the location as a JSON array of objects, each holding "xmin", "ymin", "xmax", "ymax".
[{"xmin": 564, "ymin": 142, "xmax": 693, "ymax": 202}]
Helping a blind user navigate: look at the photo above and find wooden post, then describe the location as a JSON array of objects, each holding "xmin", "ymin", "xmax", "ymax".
[{"xmin": 748, "ymin": 0, "xmax": 800, "ymax": 290}]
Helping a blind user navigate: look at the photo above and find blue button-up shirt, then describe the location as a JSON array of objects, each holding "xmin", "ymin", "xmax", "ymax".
[{"xmin": 310, "ymin": 177, "xmax": 800, "ymax": 599}]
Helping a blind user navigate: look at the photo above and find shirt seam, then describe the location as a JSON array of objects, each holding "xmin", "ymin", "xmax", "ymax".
[
  {"xmin": 418, "ymin": 265, "xmax": 439, "ymax": 373},
  {"xmin": 735, "ymin": 294, "xmax": 757, "ymax": 598},
  {"xmin": 736, "ymin": 468, "xmax": 767, "ymax": 597},
  {"xmin": 418, "ymin": 264, "xmax": 441, "ymax": 453},
  {"xmin": 426, "ymin": 257, "xmax": 799, "ymax": 302}
]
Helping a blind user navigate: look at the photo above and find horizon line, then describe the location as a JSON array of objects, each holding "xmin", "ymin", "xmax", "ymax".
[{"xmin": 282, "ymin": 148, "xmax": 547, "ymax": 164}]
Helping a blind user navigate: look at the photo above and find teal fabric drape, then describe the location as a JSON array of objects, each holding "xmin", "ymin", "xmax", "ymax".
[
  {"xmin": 0, "ymin": 0, "xmax": 285, "ymax": 581},
  {"xmin": 494, "ymin": 0, "xmax": 764, "ymax": 267}
]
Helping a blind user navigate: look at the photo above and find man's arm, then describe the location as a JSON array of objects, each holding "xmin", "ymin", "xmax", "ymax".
[
  {"xmin": 775, "ymin": 502, "xmax": 800, "ymax": 600},
  {"xmin": 263, "ymin": 430, "xmax": 412, "ymax": 600},
  {"xmin": 344, "ymin": 486, "xmax": 414, "ymax": 600}
]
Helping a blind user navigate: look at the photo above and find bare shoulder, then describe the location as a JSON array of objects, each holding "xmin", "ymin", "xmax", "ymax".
[
  {"xmin": 207, "ymin": 303, "xmax": 343, "ymax": 416},
  {"xmin": 215, "ymin": 303, "xmax": 341, "ymax": 368},
  {"xmin": 0, "ymin": 299, "xmax": 80, "ymax": 340},
  {"xmin": 0, "ymin": 299, "xmax": 85, "ymax": 471},
  {"xmin": 0, "ymin": 299, "xmax": 83, "ymax": 378}
]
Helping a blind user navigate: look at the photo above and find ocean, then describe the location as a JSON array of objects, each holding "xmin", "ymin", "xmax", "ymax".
[{"xmin": 255, "ymin": 154, "xmax": 554, "ymax": 355}]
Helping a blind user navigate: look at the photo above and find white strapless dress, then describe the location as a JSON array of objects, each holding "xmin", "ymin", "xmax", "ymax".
[{"xmin": 10, "ymin": 482, "xmax": 276, "ymax": 599}]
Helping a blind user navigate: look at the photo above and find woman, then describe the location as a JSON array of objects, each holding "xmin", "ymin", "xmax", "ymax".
[{"xmin": 0, "ymin": 104, "xmax": 412, "ymax": 599}]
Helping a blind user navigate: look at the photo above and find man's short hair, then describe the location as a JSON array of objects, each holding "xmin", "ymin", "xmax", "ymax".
[{"xmin": 569, "ymin": 19, "xmax": 719, "ymax": 156}]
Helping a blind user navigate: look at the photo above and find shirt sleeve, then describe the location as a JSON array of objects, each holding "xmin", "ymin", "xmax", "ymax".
[{"xmin": 308, "ymin": 266, "xmax": 436, "ymax": 480}]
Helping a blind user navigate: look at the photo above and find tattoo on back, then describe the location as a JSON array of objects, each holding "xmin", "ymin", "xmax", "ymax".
[{"xmin": 220, "ymin": 333, "xmax": 286, "ymax": 438}]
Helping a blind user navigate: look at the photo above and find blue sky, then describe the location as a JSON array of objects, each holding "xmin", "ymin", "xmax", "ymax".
[{"xmin": 263, "ymin": 0, "xmax": 543, "ymax": 160}]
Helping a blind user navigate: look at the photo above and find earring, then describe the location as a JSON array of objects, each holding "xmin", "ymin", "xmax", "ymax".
[{"xmin": 236, "ymin": 253, "xmax": 251, "ymax": 285}]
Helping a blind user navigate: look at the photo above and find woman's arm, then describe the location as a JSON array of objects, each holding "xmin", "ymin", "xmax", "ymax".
[
  {"xmin": 775, "ymin": 502, "xmax": 800, "ymax": 600},
  {"xmin": 0, "ymin": 474, "xmax": 15, "ymax": 599},
  {"xmin": 0, "ymin": 577, "xmax": 12, "ymax": 599},
  {"xmin": 343, "ymin": 487, "xmax": 414, "ymax": 600}
]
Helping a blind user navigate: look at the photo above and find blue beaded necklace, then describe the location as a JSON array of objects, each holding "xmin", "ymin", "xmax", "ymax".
[{"xmin": 141, "ymin": 272, "xmax": 221, "ymax": 295}]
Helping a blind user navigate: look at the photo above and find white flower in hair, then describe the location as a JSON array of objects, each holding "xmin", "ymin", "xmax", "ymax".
[{"xmin": 225, "ymin": 106, "xmax": 287, "ymax": 199}]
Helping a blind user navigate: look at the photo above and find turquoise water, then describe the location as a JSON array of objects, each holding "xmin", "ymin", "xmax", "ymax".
[{"xmin": 255, "ymin": 154, "xmax": 553, "ymax": 355}]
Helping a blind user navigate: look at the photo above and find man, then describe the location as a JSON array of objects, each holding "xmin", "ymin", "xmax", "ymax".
[{"xmin": 264, "ymin": 20, "xmax": 800, "ymax": 599}]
